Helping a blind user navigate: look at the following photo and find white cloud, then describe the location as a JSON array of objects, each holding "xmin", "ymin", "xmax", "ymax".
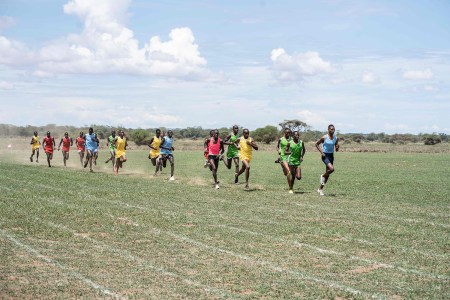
[
  {"xmin": 361, "ymin": 71, "xmax": 379, "ymax": 84},
  {"xmin": 424, "ymin": 85, "xmax": 439, "ymax": 92},
  {"xmin": 403, "ymin": 68, "xmax": 434, "ymax": 80},
  {"xmin": 296, "ymin": 110, "xmax": 328, "ymax": 129},
  {"xmin": 270, "ymin": 48, "xmax": 335, "ymax": 83},
  {"xmin": 0, "ymin": 81, "xmax": 14, "ymax": 89},
  {"xmin": 0, "ymin": 0, "xmax": 211, "ymax": 80},
  {"xmin": 0, "ymin": 16, "xmax": 16, "ymax": 31}
]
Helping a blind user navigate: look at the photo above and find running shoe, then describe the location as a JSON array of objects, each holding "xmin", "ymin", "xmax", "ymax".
[{"xmin": 317, "ymin": 189, "xmax": 324, "ymax": 196}]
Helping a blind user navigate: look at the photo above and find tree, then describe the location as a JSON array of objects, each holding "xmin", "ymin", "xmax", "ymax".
[
  {"xmin": 130, "ymin": 129, "xmax": 150, "ymax": 145},
  {"xmin": 252, "ymin": 125, "xmax": 278, "ymax": 144},
  {"xmin": 278, "ymin": 119, "xmax": 310, "ymax": 133}
]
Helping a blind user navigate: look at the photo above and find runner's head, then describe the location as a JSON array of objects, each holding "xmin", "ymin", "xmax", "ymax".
[
  {"xmin": 232, "ymin": 125, "xmax": 239, "ymax": 134},
  {"xmin": 111, "ymin": 130, "xmax": 116, "ymax": 137},
  {"xmin": 46, "ymin": 131, "xmax": 51, "ymax": 137},
  {"xmin": 293, "ymin": 131, "xmax": 299, "ymax": 142},
  {"xmin": 209, "ymin": 129, "xmax": 214, "ymax": 137},
  {"xmin": 64, "ymin": 132, "xmax": 68, "ymax": 138},
  {"xmin": 79, "ymin": 131, "xmax": 84, "ymax": 137},
  {"xmin": 88, "ymin": 127, "xmax": 93, "ymax": 135},
  {"xmin": 284, "ymin": 128, "xmax": 291, "ymax": 138},
  {"xmin": 118, "ymin": 130, "xmax": 124, "ymax": 138},
  {"xmin": 156, "ymin": 129, "xmax": 161, "ymax": 137},
  {"xmin": 34, "ymin": 131, "xmax": 38, "ymax": 136},
  {"xmin": 213, "ymin": 129, "xmax": 219, "ymax": 140},
  {"xmin": 167, "ymin": 130, "xmax": 173, "ymax": 138},
  {"xmin": 243, "ymin": 128, "xmax": 249, "ymax": 139},
  {"xmin": 328, "ymin": 124, "xmax": 335, "ymax": 135}
]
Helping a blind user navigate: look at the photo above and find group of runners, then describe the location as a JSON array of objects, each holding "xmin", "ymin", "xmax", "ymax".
[
  {"xmin": 29, "ymin": 124, "xmax": 339, "ymax": 195},
  {"xmin": 30, "ymin": 128, "xmax": 128, "ymax": 175}
]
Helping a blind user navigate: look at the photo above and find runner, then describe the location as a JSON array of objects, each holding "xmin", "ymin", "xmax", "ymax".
[
  {"xmin": 105, "ymin": 130, "xmax": 116, "ymax": 170},
  {"xmin": 221, "ymin": 125, "xmax": 240, "ymax": 183},
  {"xmin": 148, "ymin": 129, "xmax": 162, "ymax": 176},
  {"xmin": 83, "ymin": 127, "xmax": 99, "ymax": 172},
  {"xmin": 316, "ymin": 124, "xmax": 340, "ymax": 196},
  {"xmin": 205, "ymin": 129, "xmax": 224, "ymax": 189},
  {"xmin": 203, "ymin": 130, "xmax": 214, "ymax": 168},
  {"xmin": 75, "ymin": 132, "xmax": 85, "ymax": 167},
  {"xmin": 160, "ymin": 130, "xmax": 175, "ymax": 180},
  {"xmin": 30, "ymin": 131, "xmax": 40, "ymax": 163},
  {"xmin": 57, "ymin": 132, "xmax": 73, "ymax": 167},
  {"xmin": 276, "ymin": 128, "xmax": 292, "ymax": 177},
  {"xmin": 114, "ymin": 130, "xmax": 128, "ymax": 175},
  {"xmin": 42, "ymin": 131, "xmax": 55, "ymax": 167},
  {"xmin": 285, "ymin": 131, "xmax": 306, "ymax": 193},
  {"xmin": 235, "ymin": 129, "xmax": 258, "ymax": 189}
]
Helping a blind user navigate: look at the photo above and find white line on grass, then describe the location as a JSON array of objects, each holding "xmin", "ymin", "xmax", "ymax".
[
  {"xmin": 1, "ymin": 230, "xmax": 126, "ymax": 300},
  {"xmin": 212, "ymin": 224, "xmax": 450, "ymax": 281},
  {"xmin": 41, "ymin": 220, "xmax": 239, "ymax": 299}
]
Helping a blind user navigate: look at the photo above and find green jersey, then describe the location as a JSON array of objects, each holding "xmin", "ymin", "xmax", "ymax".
[
  {"xmin": 279, "ymin": 137, "xmax": 292, "ymax": 161},
  {"xmin": 226, "ymin": 133, "xmax": 239, "ymax": 159},
  {"xmin": 288, "ymin": 140, "xmax": 303, "ymax": 166},
  {"xmin": 108, "ymin": 135, "xmax": 116, "ymax": 151}
]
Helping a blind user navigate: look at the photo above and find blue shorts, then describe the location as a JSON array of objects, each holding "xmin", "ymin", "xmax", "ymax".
[{"xmin": 322, "ymin": 153, "xmax": 334, "ymax": 165}]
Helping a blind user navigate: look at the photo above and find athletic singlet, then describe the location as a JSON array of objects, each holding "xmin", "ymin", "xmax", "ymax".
[
  {"xmin": 208, "ymin": 137, "xmax": 221, "ymax": 155},
  {"xmin": 115, "ymin": 137, "xmax": 126, "ymax": 158},
  {"xmin": 61, "ymin": 137, "xmax": 71, "ymax": 152},
  {"xmin": 43, "ymin": 137, "xmax": 54, "ymax": 153},
  {"xmin": 76, "ymin": 137, "xmax": 85, "ymax": 151},
  {"xmin": 288, "ymin": 140, "xmax": 303, "ymax": 166},
  {"xmin": 108, "ymin": 135, "xmax": 116, "ymax": 151},
  {"xmin": 239, "ymin": 137, "xmax": 253, "ymax": 161},
  {"xmin": 149, "ymin": 136, "xmax": 161, "ymax": 158},
  {"xmin": 85, "ymin": 133, "xmax": 98, "ymax": 151},
  {"xmin": 160, "ymin": 137, "xmax": 173, "ymax": 155},
  {"xmin": 322, "ymin": 134, "xmax": 337, "ymax": 153},
  {"xmin": 31, "ymin": 136, "xmax": 40, "ymax": 150},
  {"xmin": 279, "ymin": 136, "xmax": 292, "ymax": 158},
  {"xmin": 226, "ymin": 134, "xmax": 238, "ymax": 156}
]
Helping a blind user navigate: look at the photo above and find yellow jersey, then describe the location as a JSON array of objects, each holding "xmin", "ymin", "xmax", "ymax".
[
  {"xmin": 31, "ymin": 136, "xmax": 40, "ymax": 150},
  {"xmin": 115, "ymin": 137, "xmax": 126, "ymax": 158},
  {"xmin": 149, "ymin": 136, "xmax": 161, "ymax": 158},
  {"xmin": 239, "ymin": 137, "xmax": 253, "ymax": 162}
]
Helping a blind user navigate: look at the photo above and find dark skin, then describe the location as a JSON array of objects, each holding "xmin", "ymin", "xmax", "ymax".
[
  {"xmin": 76, "ymin": 132, "xmax": 85, "ymax": 167},
  {"xmin": 160, "ymin": 130, "xmax": 175, "ymax": 177},
  {"xmin": 148, "ymin": 129, "xmax": 162, "ymax": 175},
  {"xmin": 113, "ymin": 130, "xmax": 128, "ymax": 175},
  {"xmin": 30, "ymin": 131, "xmax": 40, "ymax": 163},
  {"xmin": 276, "ymin": 128, "xmax": 292, "ymax": 176},
  {"xmin": 315, "ymin": 125, "xmax": 340, "ymax": 191},
  {"xmin": 83, "ymin": 128, "xmax": 99, "ymax": 172},
  {"xmin": 235, "ymin": 129, "xmax": 258, "ymax": 189},
  {"xmin": 222, "ymin": 126, "xmax": 240, "ymax": 175},
  {"xmin": 285, "ymin": 131, "xmax": 306, "ymax": 191},
  {"xmin": 204, "ymin": 130, "xmax": 224, "ymax": 185},
  {"xmin": 105, "ymin": 130, "xmax": 116, "ymax": 168},
  {"xmin": 58, "ymin": 133, "xmax": 73, "ymax": 167},
  {"xmin": 42, "ymin": 132, "xmax": 55, "ymax": 167}
]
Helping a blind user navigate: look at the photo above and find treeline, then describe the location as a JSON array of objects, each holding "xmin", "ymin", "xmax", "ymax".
[{"xmin": 0, "ymin": 122, "xmax": 447, "ymax": 145}]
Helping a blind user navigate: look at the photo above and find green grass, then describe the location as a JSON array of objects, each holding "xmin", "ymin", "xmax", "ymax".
[{"xmin": 1, "ymin": 149, "xmax": 449, "ymax": 299}]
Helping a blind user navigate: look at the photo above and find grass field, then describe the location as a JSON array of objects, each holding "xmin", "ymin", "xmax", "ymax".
[{"xmin": 0, "ymin": 146, "xmax": 449, "ymax": 299}]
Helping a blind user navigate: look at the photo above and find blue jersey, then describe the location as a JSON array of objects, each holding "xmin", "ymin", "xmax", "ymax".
[
  {"xmin": 160, "ymin": 137, "xmax": 173, "ymax": 155},
  {"xmin": 322, "ymin": 134, "xmax": 337, "ymax": 153},
  {"xmin": 85, "ymin": 133, "xmax": 98, "ymax": 151}
]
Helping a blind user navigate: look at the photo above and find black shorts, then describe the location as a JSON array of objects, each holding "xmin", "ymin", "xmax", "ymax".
[
  {"xmin": 208, "ymin": 155, "xmax": 220, "ymax": 166},
  {"xmin": 322, "ymin": 153, "xmax": 334, "ymax": 165}
]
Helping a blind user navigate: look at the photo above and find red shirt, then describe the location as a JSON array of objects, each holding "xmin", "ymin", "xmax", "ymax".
[
  {"xmin": 76, "ymin": 137, "xmax": 85, "ymax": 152},
  {"xmin": 43, "ymin": 137, "xmax": 54, "ymax": 153},
  {"xmin": 62, "ymin": 137, "xmax": 71, "ymax": 152},
  {"xmin": 208, "ymin": 137, "xmax": 221, "ymax": 155}
]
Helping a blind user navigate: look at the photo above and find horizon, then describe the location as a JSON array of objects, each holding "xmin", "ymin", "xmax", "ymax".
[{"xmin": 1, "ymin": 0, "xmax": 449, "ymax": 134}]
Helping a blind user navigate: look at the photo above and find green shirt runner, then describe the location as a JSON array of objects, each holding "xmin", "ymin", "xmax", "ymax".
[
  {"xmin": 226, "ymin": 134, "xmax": 239, "ymax": 159},
  {"xmin": 279, "ymin": 136, "xmax": 292, "ymax": 161},
  {"xmin": 108, "ymin": 135, "xmax": 116, "ymax": 152},
  {"xmin": 288, "ymin": 140, "xmax": 303, "ymax": 166}
]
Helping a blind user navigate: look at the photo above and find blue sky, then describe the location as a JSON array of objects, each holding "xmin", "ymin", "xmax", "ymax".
[{"xmin": 1, "ymin": 0, "xmax": 449, "ymax": 133}]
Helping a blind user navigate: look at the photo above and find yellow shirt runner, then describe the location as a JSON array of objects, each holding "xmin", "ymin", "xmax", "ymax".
[
  {"xmin": 115, "ymin": 137, "xmax": 126, "ymax": 159},
  {"xmin": 239, "ymin": 137, "xmax": 253, "ymax": 162},
  {"xmin": 31, "ymin": 136, "xmax": 40, "ymax": 150},
  {"xmin": 149, "ymin": 136, "xmax": 161, "ymax": 159}
]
